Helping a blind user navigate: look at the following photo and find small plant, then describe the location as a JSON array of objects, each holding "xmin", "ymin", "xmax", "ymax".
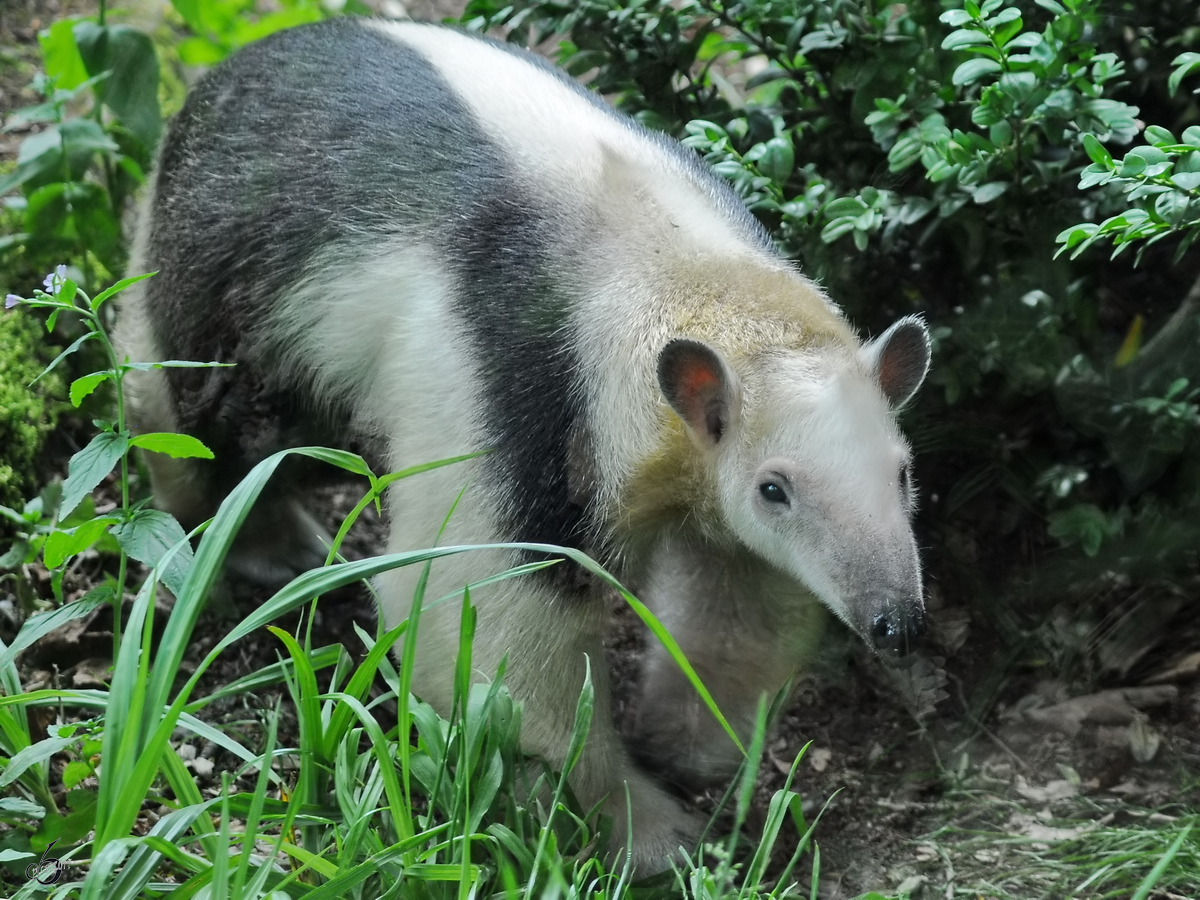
[
  {"xmin": 3, "ymin": 268, "xmax": 216, "ymax": 654},
  {"xmin": 1, "ymin": 2, "xmax": 161, "ymax": 285}
]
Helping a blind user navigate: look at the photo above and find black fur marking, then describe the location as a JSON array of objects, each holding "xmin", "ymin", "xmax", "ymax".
[
  {"xmin": 445, "ymin": 178, "xmax": 596, "ymax": 589},
  {"xmin": 143, "ymin": 20, "xmax": 498, "ymax": 478}
]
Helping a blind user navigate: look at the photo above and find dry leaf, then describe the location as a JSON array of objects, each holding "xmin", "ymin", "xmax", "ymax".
[
  {"xmin": 1128, "ymin": 714, "xmax": 1161, "ymax": 763},
  {"xmin": 1146, "ymin": 650, "xmax": 1200, "ymax": 684},
  {"xmin": 1014, "ymin": 776, "xmax": 1078, "ymax": 803},
  {"xmin": 1024, "ymin": 686, "xmax": 1177, "ymax": 736},
  {"xmin": 808, "ymin": 747, "xmax": 833, "ymax": 773}
]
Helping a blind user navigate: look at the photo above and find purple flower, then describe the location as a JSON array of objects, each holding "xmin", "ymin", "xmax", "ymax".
[
  {"xmin": 42, "ymin": 265, "xmax": 67, "ymax": 295},
  {"xmin": 4, "ymin": 293, "xmax": 21, "ymax": 309}
]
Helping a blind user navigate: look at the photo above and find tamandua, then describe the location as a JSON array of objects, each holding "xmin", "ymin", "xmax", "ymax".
[{"xmin": 115, "ymin": 18, "xmax": 931, "ymax": 874}]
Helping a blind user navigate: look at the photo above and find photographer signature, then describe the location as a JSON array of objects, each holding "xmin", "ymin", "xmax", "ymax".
[{"xmin": 25, "ymin": 839, "xmax": 63, "ymax": 885}]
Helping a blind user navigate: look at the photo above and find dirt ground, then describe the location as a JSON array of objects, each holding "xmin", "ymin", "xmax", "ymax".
[{"xmin": 2, "ymin": 1, "xmax": 1199, "ymax": 897}]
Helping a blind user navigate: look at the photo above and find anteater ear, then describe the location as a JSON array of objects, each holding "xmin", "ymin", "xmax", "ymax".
[
  {"xmin": 657, "ymin": 339, "xmax": 740, "ymax": 446},
  {"xmin": 861, "ymin": 316, "xmax": 931, "ymax": 409}
]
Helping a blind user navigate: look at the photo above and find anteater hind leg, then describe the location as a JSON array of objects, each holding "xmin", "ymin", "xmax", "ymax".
[{"xmin": 115, "ymin": 292, "xmax": 331, "ymax": 586}]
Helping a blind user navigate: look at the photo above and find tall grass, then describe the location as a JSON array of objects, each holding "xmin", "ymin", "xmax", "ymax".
[{"xmin": 0, "ymin": 442, "xmax": 830, "ymax": 898}]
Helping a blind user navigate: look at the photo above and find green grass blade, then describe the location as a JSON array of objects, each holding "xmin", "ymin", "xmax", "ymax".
[
  {"xmin": 322, "ymin": 620, "xmax": 407, "ymax": 761},
  {"xmin": 94, "ymin": 574, "xmax": 159, "ymax": 847},
  {"xmin": 1131, "ymin": 822, "xmax": 1193, "ymax": 900},
  {"xmin": 233, "ymin": 702, "xmax": 280, "ymax": 899},
  {"xmin": 185, "ymin": 644, "xmax": 341, "ymax": 712}
]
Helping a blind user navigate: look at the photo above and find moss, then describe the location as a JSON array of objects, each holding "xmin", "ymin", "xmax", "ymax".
[{"xmin": 0, "ymin": 307, "xmax": 62, "ymax": 511}]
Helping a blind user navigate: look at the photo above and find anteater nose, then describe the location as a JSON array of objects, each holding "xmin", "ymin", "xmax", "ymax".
[{"xmin": 871, "ymin": 607, "xmax": 925, "ymax": 656}]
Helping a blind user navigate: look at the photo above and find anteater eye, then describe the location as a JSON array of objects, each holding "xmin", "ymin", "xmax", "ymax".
[{"xmin": 759, "ymin": 482, "xmax": 789, "ymax": 505}]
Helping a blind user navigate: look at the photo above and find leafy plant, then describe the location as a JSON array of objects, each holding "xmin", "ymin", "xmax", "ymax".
[
  {"xmin": 1, "ymin": 4, "xmax": 160, "ymax": 286},
  {"xmin": 2, "ymin": 268, "xmax": 215, "ymax": 656},
  {"xmin": 1058, "ymin": 124, "xmax": 1200, "ymax": 262},
  {"xmin": 167, "ymin": 0, "xmax": 337, "ymax": 66}
]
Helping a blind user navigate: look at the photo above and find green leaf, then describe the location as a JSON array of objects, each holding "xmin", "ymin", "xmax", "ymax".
[
  {"xmin": 972, "ymin": 182, "xmax": 1009, "ymax": 203},
  {"xmin": 939, "ymin": 10, "xmax": 974, "ymax": 27},
  {"xmin": 0, "ymin": 797, "xmax": 46, "ymax": 821},
  {"xmin": 2, "ymin": 735, "xmax": 77, "ymax": 788},
  {"xmin": 942, "ymin": 29, "xmax": 991, "ymax": 50},
  {"xmin": 31, "ymin": 332, "xmax": 97, "ymax": 388},
  {"xmin": 898, "ymin": 196, "xmax": 935, "ymax": 224},
  {"xmin": 1144, "ymin": 125, "xmax": 1176, "ymax": 146},
  {"xmin": 0, "ymin": 586, "xmax": 111, "ymax": 669},
  {"xmin": 1182, "ymin": 125, "xmax": 1200, "ymax": 148},
  {"xmin": 1081, "ymin": 133, "xmax": 1112, "ymax": 167},
  {"xmin": 128, "ymin": 432, "xmax": 214, "ymax": 459},
  {"xmin": 92, "ymin": 271, "xmax": 155, "ymax": 310},
  {"xmin": 39, "ymin": 18, "xmax": 88, "ymax": 91},
  {"xmin": 757, "ymin": 136, "xmax": 794, "ymax": 187},
  {"xmin": 1047, "ymin": 504, "xmax": 1113, "ymax": 556},
  {"xmin": 73, "ymin": 23, "xmax": 162, "ymax": 151},
  {"xmin": 62, "ymin": 761, "xmax": 93, "ymax": 790},
  {"xmin": 43, "ymin": 516, "xmax": 118, "ymax": 569},
  {"xmin": 820, "ymin": 217, "xmax": 858, "ymax": 243},
  {"xmin": 176, "ymin": 36, "xmax": 226, "ymax": 66},
  {"xmin": 70, "ymin": 372, "xmax": 111, "ymax": 408},
  {"xmin": 38, "ymin": 789, "xmax": 97, "ymax": 848},
  {"xmin": 988, "ymin": 119, "xmax": 1013, "ymax": 146},
  {"xmin": 58, "ymin": 118, "xmax": 120, "ymax": 180},
  {"xmin": 59, "ymin": 431, "xmax": 129, "ymax": 518},
  {"xmin": 1118, "ymin": 153, "xmax": 1148, "ymax": 177},
  {"xmin": 887, "ymin": 135, "xmax": 923, "ymax": 172},
  {"xmin": 168, "ymin": 0, "xmax": 204, "ymax": 33},
  {"xmin": 111, "ymin": 509, "xmax": 194, "ymax": 598},
  {"xmin": 1172, "ymin": 172, "xmax": 1200, "ymax": 190},
  {"xmin": 1003, "ymin": 31, "xmax": 1041, "ymax": 50},
  {"xmin": 823, "ymin": 197, "xmax": 869, "ymax": 218},
  {"xmin": 1078, "ymin": 164, "xmax": 1114, "ymax": 189},
  {"xmin": 1169, "ymin": 52, "xmax": 1200, "ymax": 97},
  {"xmin": 953, "ymin": 58, "xmax": 1002, "ymax": 86}
]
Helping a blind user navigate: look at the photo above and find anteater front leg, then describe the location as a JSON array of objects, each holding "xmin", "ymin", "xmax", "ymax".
[{"xmin": 628, "ymin": 535, "xmax": 825, "ymax": 791}]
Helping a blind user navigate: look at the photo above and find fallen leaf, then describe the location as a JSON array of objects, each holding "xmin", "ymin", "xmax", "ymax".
[
  {"xmin": 1146, "ymin": 650, "xmax": 1200, "ymax": 683},
  {"xmin": 70, "ymin": 657, "xmax": 111, "ymax": 688},
  {"xmin": 1128, "ymin": 714, "xmax": 1161, "ymax": 763},
  {"xmin": 1023, "ymin": 822, "xmax": 1086, "ymax": 841},
  {"xmin": 809, "ymin": 747, "xmax": 832, "ymax": 773},
  {"xmin": 1023, "ymin": 686, "xmax": 1177, "ymax": 736},
  {"xmin": 1014, "ymin": 776, "xmax": 1078, "ymax": 803},
  {"xmin": 930, "ymin": 608, "xmax": 971, "ymax": 654}
]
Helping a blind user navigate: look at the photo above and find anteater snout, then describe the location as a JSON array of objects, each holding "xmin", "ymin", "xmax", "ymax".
[{"xmin": 870, "ymin": 604, "xmax": 925, "ymax": 656}]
